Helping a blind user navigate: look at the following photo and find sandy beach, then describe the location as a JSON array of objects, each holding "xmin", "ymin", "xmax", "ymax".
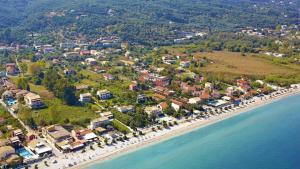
[{"xmin": 31, "ymin": 86, "xmax": 300, "ymax": 169}]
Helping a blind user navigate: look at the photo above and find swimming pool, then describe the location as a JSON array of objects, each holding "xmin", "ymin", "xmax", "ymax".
[
  {"xmin": 16, "ymin": 147, "xmax": 34, "ymax": 159},
  {"xmin": 6, "ymin": 98, "xmax": 17, "ymax": 106}
]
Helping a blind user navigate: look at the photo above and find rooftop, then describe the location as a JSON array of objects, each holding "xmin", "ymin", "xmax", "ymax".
[
  {"xmin": 24, "ymin": 92, "xmax": 41, "ymax": 100},
  {"xmin": 46, "ymin": 125, "xmax": 71, "ymax": 140}
]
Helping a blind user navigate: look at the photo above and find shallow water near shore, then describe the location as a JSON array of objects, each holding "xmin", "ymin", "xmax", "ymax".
[{"xmin": 86, "ymin": 94, "xmax": 300, "ymax": 169}]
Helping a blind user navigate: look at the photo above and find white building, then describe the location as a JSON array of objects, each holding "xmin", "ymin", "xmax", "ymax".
[
  {"xmin": 89, "ymin": 117, "xmax": 111, "ymax": 130},
  {"xmin": 144, "ymin": 106, "xmax": 163, "ymax": 117},
  {"xmin": 116, "ymin": 105, "xmax": 135, "ymax": 113},
  {"xmin": 97, "ymin": 90, "xmax": 112, "ymax": 100},
  {"xmin": 79, "ymin": 93, "xmax": 92, "ymax": 103}
]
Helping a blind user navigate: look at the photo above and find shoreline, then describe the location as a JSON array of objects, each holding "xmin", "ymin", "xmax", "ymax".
[{"xmin": 40, "ymin": 87, "xmax": 300, "ymax": 169}]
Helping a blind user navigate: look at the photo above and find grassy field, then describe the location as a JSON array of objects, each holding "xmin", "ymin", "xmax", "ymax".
[
  {"xmin": 29, "ymin": 83, "xmax": 54, "ymax": 99},
  {"xmin": 160, "ymin": 45, "xmax": 300, "ymax": 83},
  {"xmin": 21, "ymin": 83, "xmax": 98, "ymax": 127},
  {"xmin": 112, "ymin": 119, "xmax": 131, "ymax": 134},
  {"xmin": 77, "ymin": 69, "xmax": 103, "ymax": 87},
  {"xmin": 28, "ymin": 98, "xmax": 98, "ymax": 127},
  {"xmin": 195, "ymin": 51, "xmax": 299, "ymax": 76}
]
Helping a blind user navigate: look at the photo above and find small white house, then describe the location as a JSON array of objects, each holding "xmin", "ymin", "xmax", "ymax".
[
  {"xmin": 188, "ymin": 97, "xmax": 202, "ymax": 104},
  {"xmin": 79, "ymin": 93, "xmax": 92, "ymax": 103},
  {"xmin": 97, "ymin": 90, "xmax": 112, "ymax": 100}
]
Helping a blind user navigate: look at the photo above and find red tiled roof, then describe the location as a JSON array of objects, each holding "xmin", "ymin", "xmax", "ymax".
[
  {"xmin": 159, "ymin": 102, "xmax": 168, "ymax": 110},
  {"xmin": 200, "ymin": 92, "xmax": 210, "ymax": 100},
  {"xmin": 171, "ymin": 99, "xmax": 184, "ymax": 106},
  {"xmin": 152, "ymin": 93, "xmax": 166, "ymax": 100}
]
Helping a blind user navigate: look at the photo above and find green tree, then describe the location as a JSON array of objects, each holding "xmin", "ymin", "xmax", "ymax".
[{"xmin": 17, "ymin": 78, "xmax": 30, "ymax": 91}]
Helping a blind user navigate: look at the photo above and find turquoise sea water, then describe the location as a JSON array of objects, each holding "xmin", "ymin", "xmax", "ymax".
[{"xmin": 86, "ymin": 94, "xmax": 300, "ymax": 169}]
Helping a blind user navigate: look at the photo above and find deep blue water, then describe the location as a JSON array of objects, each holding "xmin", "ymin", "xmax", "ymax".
[{"xmin": 86, "ymin": 94, "xmax": 300, "ymax": 169}]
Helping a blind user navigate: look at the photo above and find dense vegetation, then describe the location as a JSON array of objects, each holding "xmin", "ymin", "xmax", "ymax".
[{"xmin": 0, "ymin": 0, "xmax": 299, "ymax": 45}]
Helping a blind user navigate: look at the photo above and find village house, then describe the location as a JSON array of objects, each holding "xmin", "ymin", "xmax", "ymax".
[
  {"xmin": 76, "ymin": 84, "xmax": 89, "ymax": 91},
  {"xmin": 85, "ymin": 58, "xmax": 97, "ymax": 65},
  {"xmin": 153, "ymin": 86, "xmax": 169, "ymax": 93},
  {"xmin": 171, "ymin": 99, "xmax": 184, "ymax": 111},
  {"xmin": 129, "ymin": 81, "xmax": 139, "ymax": 91},
  {"xmin": 237, "ymin": 78, "xmax": 251, "ymax": 93},
  {"xmin": 116, "ymin": 105, "xmax": 135, "ymax": 114},
  {"xmin": 80, "ymin": 50, "xmax": 91, "ymax": 56},
  {"xmin": 211, "ymin": 90, "xmax": 221, "ymax": 99},
  {"xmin": 137, "ymin": 94, "xmax": 147, "ymax": 104},
  {"xmin": 42, "ymin": 125, "xmax": 73, "ymax": 145},
  {"xmin": 12, "ymin": 129, "xmax": 24, "ymax": 140},
  {"xmin": 5, "ymin": 63, "xmax": 19, "ymax": 76},
  {"xmin": 3, "ymin": 81, "xmax": 17, "ymax": 90},
  {"xmin": 2, "ymin": 90, "xmax": 14, "ymax": 101},
  {"xmin": 97, "ymin": 89, "xmax": 112, "ymax": 100},
  {"xmin": 152, "ymin": 93, "xmax": 166, "ymax": 101},
  {"xmin": 42, "ymin": 45, "xmax": 54, "ymax": 54},
  {"xmin": 28, "ymin": 140, "xmax": 53, "ymax": 157},
  {"xmin": 100, "ymin": 111, "xmax": 114, "ymax": 119},
  {"xmin": 79, "ymin": 93, "xmax": 92, "ymax": 103},
  {"xmin": 162, "ymin": 54, "xmax": 176, "ymax": 64},
  {"xmin": 188, "ymin": 97, "xmax": 202, "ymax": 104},
  {"xmin": 71, "ymin": 129, "xmax": 98, "ymax": 143},
  {"xmin": 59, "ymin": 42, "xmax": 76, "ymax": 49},
  {"xmin": 154, "ymin": 76, "xmax": 169, "ymax": 87},
  {"xmin": 63, "ymin": 52, "xmax": 80, "ymax": 58},
  {"xmin": 74, "ymin": 47, "xmax": 81, "ymax": 52},
  {"xmin": 15, "ymin": 90, "xmax": 29, "ymax": 99},
  {"xmin": 207, "ymin": 98, "xmax": 231, "ymax": 108},
  {"xmin": 0, "ymin": 146, "xmax": 16, "ymax": 160},
  {"xmin": 226, "ymin": 86, "xmax": 239, "ymax": 97},
  {"xmin": 200, "ymin": 90, "xmax": 211, "ymax": 100},
  {"xmin": 180, "ymin": 60, "xmax": 191, "ymax": 68},
  {"xmin": 9, "ymin": 136, "xmax": 21, "ymax": 146},
  {"xmin": 144, "ymin": 106, "xmax": 163, "ymax": 117},
  {"xmin": 90, "ymin": 50, "xmax": 101, "ymax": 56},
  {"xmin": 205, "ymin": 82, "xmax": 214, "ymax": 90},
  {"xmin": 24, "ymin": 92, "xmax": 44, "ymax": 109},
  {"xmin": 64, "ymin": 68, "xmax": 76, "ymax": 75},
  {"xmin": 103, "ymin": 73, "xmax": 115, "ymax": 80},
  {"xmin": 26, "ymin": 132, "xmax": 37, "ymax": 142},
  {"xmin": 89, "ymin": 117, "xmax": 111, "ymax": 130},
  {"xmin": 157, "ymin": 102, "xmax": 169, "ymax": 111},
  {"xmin": 181, "ymin": 82, "xmax": 202, "ymax": 96}
]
